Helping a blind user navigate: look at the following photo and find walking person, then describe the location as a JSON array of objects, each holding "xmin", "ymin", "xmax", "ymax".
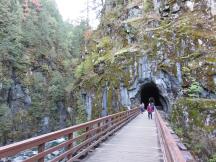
[
  {"xmin": 139, "ymin": 102, "xmax": 145, "ymax": 114},
  {"xmin": 150, "ymin": 100, "xmax": 156, "ymax": 111},
  {"xmin": 147, "ymin": 103, "xmax": 154, "ymax": 119}
]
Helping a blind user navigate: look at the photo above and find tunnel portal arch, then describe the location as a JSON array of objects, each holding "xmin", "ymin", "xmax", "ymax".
[{"xmin": 139, "ymin": 82, "xmax": 169, "ymax": 111}]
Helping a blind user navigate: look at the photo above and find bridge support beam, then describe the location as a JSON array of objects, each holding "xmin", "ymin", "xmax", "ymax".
[{"xmin": 38, "ymin": 143, "xmax": 45, "ymax": 162}]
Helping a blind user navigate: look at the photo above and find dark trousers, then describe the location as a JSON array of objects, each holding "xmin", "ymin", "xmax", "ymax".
[{"xmin": 148, "ymin": 112, "xmax": 152, "ymax": 119}]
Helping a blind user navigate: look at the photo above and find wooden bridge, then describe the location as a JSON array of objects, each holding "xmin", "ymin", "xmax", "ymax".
[{"xmin": 0, "ymin": 108, "xmax": 191, "ymax": 162}]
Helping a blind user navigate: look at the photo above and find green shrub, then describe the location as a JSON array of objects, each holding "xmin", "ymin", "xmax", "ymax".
[
  {"xmin": 209, "ymin": 154, "xmax": 216, "ymax": 162},
  {"xmin": 187, "ymin": 81, "xmax": 203, "ymax": 97}
]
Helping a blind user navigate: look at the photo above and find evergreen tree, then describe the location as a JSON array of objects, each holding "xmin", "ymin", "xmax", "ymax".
[{"xmin": 0, "ymin": 0, "xmax": 88, "ymax": 145}]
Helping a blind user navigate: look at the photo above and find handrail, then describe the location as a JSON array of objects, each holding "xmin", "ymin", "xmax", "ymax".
[
  {"xmin": 155, "ymin": 109, "xmax": 186, "ymax": 162},
  {"xmin": 0, "ymin": 108, "xmax": 140, "ymax": 161}
]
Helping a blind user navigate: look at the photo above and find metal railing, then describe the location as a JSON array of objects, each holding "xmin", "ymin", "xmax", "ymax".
[
  {"xmin": 0, "ymin": 108, "xmax": 140, "ymax": 162},
  {"xmin": 155, "ymin": 109, "xmax": 186, "ymax": 162}
]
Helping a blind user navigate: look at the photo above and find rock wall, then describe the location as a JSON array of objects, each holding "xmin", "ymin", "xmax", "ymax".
[
  {"xmin": 0, "ymin": 69, "xmax": 71, "ymax": 145},
  {"xmin": 171, "ymin": 98, "xmax": 216, "ymax": 162}
]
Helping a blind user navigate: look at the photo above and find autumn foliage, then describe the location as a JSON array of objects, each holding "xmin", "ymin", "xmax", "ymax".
[{"xmin": 23, "ymin": 0, "xmax": 42, "ymax": 19}]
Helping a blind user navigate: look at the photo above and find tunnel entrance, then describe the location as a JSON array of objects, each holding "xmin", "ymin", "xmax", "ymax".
[{"xmin": 140, "ymin": 82, "xmax": 167, "ymax": 111}]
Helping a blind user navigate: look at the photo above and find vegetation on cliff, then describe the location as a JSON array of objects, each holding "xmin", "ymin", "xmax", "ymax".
[
  {"xmin": 171, "ymin": 98, "xmax": 216, "ymax": 161},
  {"xmin": 0, "ymin": 0, "xmax": 87, "ymax": 145},
  {"xmin": 74, "ymin": 0, "xmax": 216, "ymax": 161}
]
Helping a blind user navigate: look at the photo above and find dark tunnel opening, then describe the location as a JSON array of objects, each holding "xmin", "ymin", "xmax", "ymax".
[{"xmin": 140, "ymin": 82, "xmax": 165, "ymax": 110}]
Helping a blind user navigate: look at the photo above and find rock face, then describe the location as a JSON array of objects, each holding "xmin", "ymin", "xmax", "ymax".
[
  {"xmin": 208, "ymin": 0, "xmax": 216, "ymax": 16},
  {"xmin": 8, "ymin": 81, "xmax": 31, "ymax": 115},
  {"xmin": 75, "ymin": 0, "xmax": 216, "ymax": 161},
  {"xmin": 0, "ymin": 69, "xmax": 71, "ymax": 145},
  {"xmin": 80, "ymin": 0, "xmax": 215, "ymax": 114},
  {"xmin": 171, "ymin": 98, "xmax": 216, "ymax": 161}
]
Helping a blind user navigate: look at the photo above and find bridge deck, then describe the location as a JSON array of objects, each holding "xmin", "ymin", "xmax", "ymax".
[{"xmin": 82, "ymin": 112, "xmax": 164, "ymax": 162}]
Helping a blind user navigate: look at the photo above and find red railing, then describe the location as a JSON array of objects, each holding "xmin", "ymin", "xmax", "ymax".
[
  {"xmin": 0, "ymin": 108, "xmax": 140, "ymax": 162},
  {"xmin": 155, "ymin": 109, "xmax": 187, "ymax": 162}
]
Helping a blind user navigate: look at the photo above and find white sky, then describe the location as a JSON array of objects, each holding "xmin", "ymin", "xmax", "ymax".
[{"xmin": 55, "ymin": 0, "xmax": 100, "ymax": 28}]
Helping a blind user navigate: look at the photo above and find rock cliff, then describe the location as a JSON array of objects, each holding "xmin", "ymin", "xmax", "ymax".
[{"xmin": 75, "ymin": 0, "xmax": 216, "ymax": 161}]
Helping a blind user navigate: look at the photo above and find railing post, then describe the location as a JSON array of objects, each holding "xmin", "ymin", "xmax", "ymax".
[
  {"xmin": 125, "ymin": 112, "xmax": 128, "ymax": 122},
  {"xmin": 86, "ymin": 124, "xmax": 93, "ymax": 144},
  {"xmin": 114, "ymin": 115, "xmax": 117, "ymax": 125},
  {"xmin": 96, "ymin": 122, "xmax": 101, "ymax": 143},
  {"xmin": 86, "ymin": 126, "xmax": 90, "ymax": 141},
  {"xmin": 122, "ymin": 113, "xmax": 125, "ymax": 122},
  {"xmin": 117, "ymin": 114, "xmax": 121, "ymax": 124},
  {"xmin": 128, "ymin": 111, "xmax": 131, "ymax": 120},
  {"xmin": 97, "ymin": 122, "xmax": 101, "ymax": 135},
  {"xmin": 38, "ymin": 143, "xmax": 45, "ymax": 162},
  {"xmin": 105, "ymin": 119, "xmax": 109, "ymax": 130},
  {"xmin": 116, "ymin": 115, "xmax": 120, "ymax": 123},
  {"xmin": 107, "ymin": 118, "xmax": 111, "ymax": 132},
  {"xmin": 67, "ymin": 133, "xmax": 73, "ymax": 160}
]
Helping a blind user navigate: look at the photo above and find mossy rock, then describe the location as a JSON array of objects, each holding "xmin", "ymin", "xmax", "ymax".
[
  {"xmin": 171, "ymin": 98, "xmax": 216, "ymax": 161},
  {"xmin": 143, "ymin": 0, "xmax": 154, "ymax": 12},
  {"xmin": 171, "ymin": 97, "xmax": 216, "ymax": 136}
]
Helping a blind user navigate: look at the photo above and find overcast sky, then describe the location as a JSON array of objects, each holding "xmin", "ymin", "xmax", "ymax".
[{"xmin": 55, "ymin": 0, "xmax": 100, "ymax": 28}]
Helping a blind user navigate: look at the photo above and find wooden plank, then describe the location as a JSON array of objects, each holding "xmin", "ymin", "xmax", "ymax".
[
  {"xmin": 82, "ymin": 113, "xmax": 163, "ymax": 162},
  {"xmin": 68, "ymin": 112, "xmax": 137, "ymax": 162}
]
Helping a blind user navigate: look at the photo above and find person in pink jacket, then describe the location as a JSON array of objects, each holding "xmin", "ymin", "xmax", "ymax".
[{"xmin": 147, "ymin": 103, "xmax": 154, "ymax": 119}]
